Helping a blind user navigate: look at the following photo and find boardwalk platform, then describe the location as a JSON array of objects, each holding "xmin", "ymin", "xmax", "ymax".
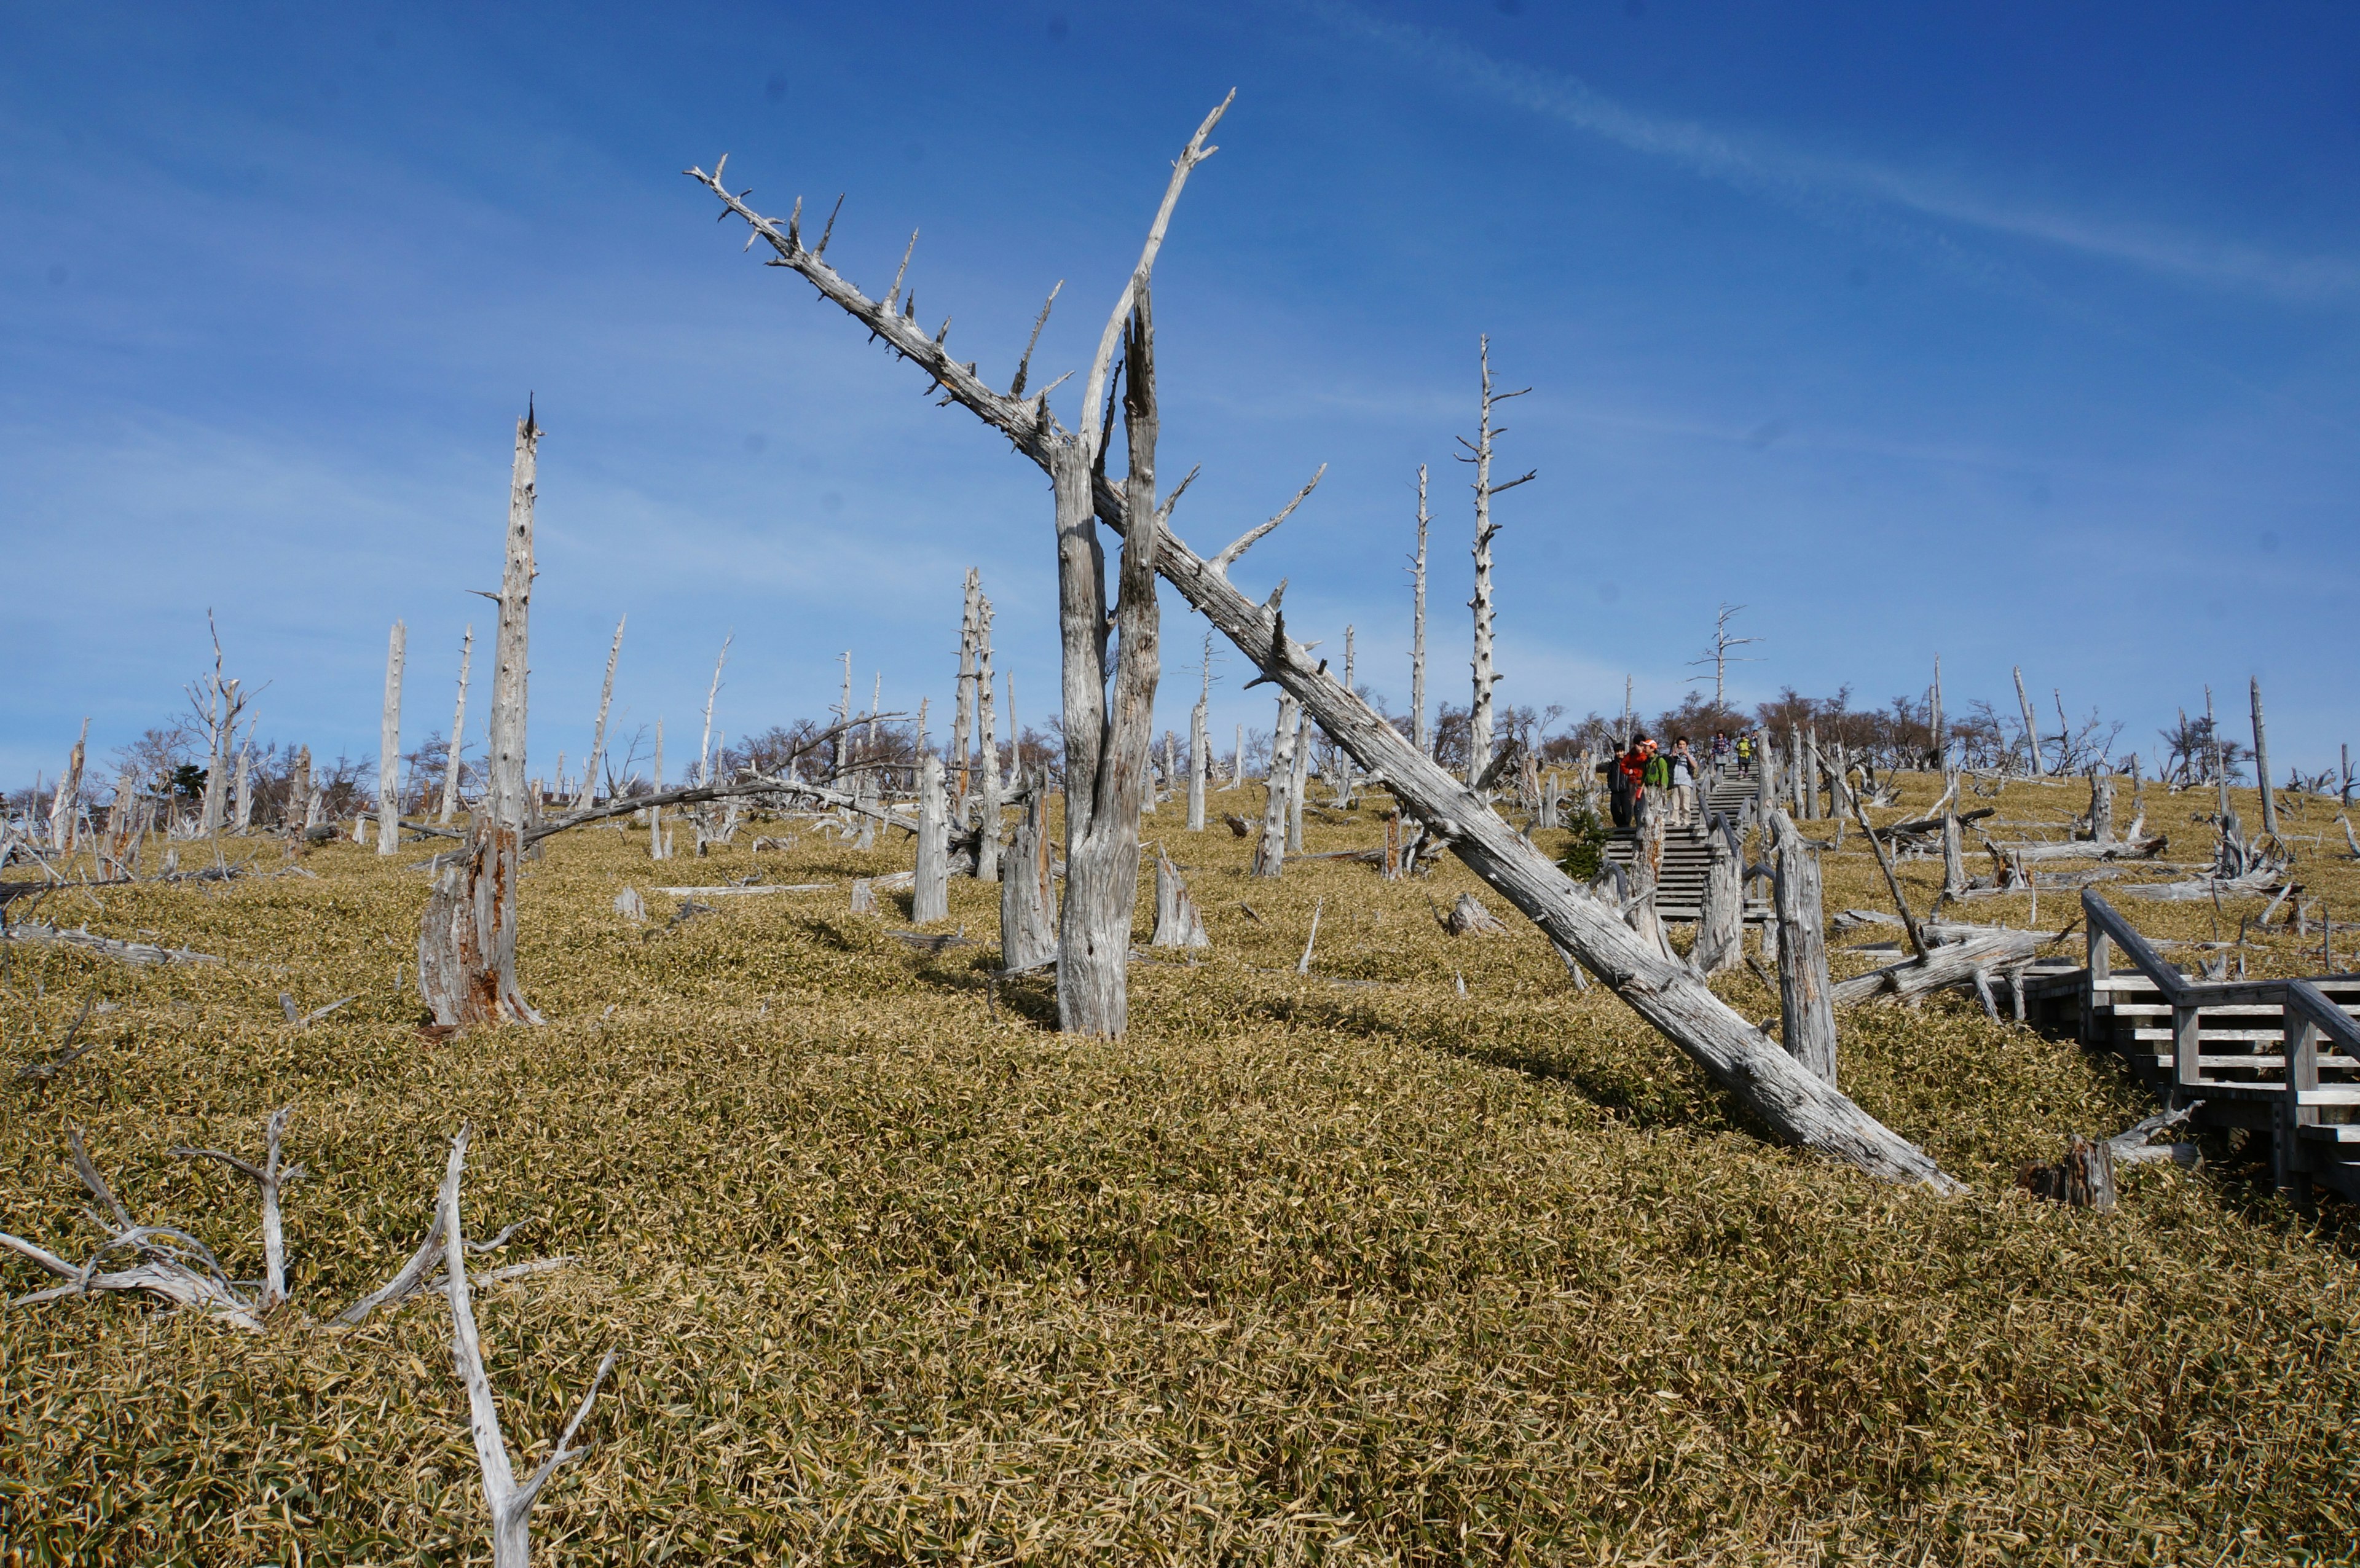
[{"xmin": 2023, "ymin": 890, "xmax": 2360, "ymax": 1206}]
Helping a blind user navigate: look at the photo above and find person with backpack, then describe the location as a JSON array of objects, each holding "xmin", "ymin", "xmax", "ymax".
[
  {"xmin": 1667, "ymin": 737, "xmax": 1699, "ymax": 825},
  {"xmin": 1641, "ymin": 737, "xmax": 1673, "ymax": 825}
]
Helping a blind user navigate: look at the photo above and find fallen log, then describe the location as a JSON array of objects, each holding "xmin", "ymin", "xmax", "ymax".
[
  {"xmin": 1, "ymin": 923, "xmax": 223, "ymax": 966},
  {"xmin": 1831, "ymin": 930, "xmax": 2043, "ymax": 1007},
  {"xmin": 1989, "ymin": 835, "xmax": 2166, "ymax": 864},
  {"xmin": 693, "ymin": 147, "xmax": 1964, "ymax": 1193}
]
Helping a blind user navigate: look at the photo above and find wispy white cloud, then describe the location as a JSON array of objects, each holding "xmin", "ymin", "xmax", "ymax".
[{"xmin": 1308, "ymin": 0, "xmax": 2360, "ymax": 307}]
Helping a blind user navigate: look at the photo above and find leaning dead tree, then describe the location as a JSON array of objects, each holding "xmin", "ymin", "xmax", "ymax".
[
  {"xmin": 688, "ymin": 101, "xmax": 1959, "ymax": 1188},
  {"xmin": 1460, "ymin": 339, "xmax": 1534, "ymax": 789},
  {"xmin": 575, "ymin": 615, "xmax": 626, "ymax": 809},
  {"xmin": 419, "ymin": 406, "xmax": 545, "ymax": 1027}
]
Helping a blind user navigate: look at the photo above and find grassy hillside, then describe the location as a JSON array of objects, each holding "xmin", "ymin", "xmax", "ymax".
[{"xmin": 2, "ymin": 772, "xmax": 2355, "ymax": 1564}]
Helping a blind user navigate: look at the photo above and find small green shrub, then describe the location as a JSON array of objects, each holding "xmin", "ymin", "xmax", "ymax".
[{"xmin": 1558, "ymin": 802, "xmax": 1611, "ymax": 881}]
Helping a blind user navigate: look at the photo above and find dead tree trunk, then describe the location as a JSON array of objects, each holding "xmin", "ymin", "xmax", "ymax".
[
  {"xmin": 49, "ymin": 718, "xmax": 88, "ymax": 853},
  {"xmin": 648, "ymin": 718, "xmax": 668, "ymax": 860},
  {"xmin": 2087, "ymin": 771, "xmax": 2115, "ymax": 844},
  {"xmin": 1930, "ymin": 653, "xmax": 1945, "ymax": 767},
  {"xmin": 1694, "ymin": 815, "xmax": 1742, "ymax": 975},
  {"xmin": 1627, "ymin": 815, "xmax": 1672, "ymax": 960},
  {"xmin": 998, "ymin": 769, "xmax": 1056, "ymax": 971},
  {"xmin": 1151, "ymin": 845, "xmax": 1210, "ymax": 948},
  {"xmin": 2252, "ymin": 675, "xmax": 2277, "ymax": 837},
  {"xmin": 1187, "ymin": 641, "xmax": 1210, "ymax": 831},
  {"xmin": 953, "ymin": 568, "xmax": 980, "ymax": 803},
  {"xmin": 688, "ymin": 103, "xmax": 1962, "ymax": 1189},
  {"xmin": 1410, "ymin": 463, "xmax": 1430, "ymax": 756},
  {"xmin": 419, "ymin": 406, "xmax": 543, "ymax": 1028},
  {"xmin": 1461, "ymin": 337, "xmax": 1533, "ymax": 788},
  {"xmin": 1769, "ymin": 810, "xmax": 1838, "ymax": 1085},
  {"xmin": 1287, "ymin": 707, "xmax": 1310, "ymax": 853},
  {"xmin": 575, "ymin": 616, "xmax": 625, "ymax": 809},
  {"xmin": 439, "ymin": 625, "xmax": 473, "ymax": 823},
  {"xmin": 2015, "ymin": 665, "xmax": 2042, "ymax": 775},
  {"xmin": 912, "ymin": 753, "xmax": 949, "ymax": 922},
  {"xmin": 976, "ymin": 595, "xmax": 1002, "ymax": 882},
  {"xmin": 1941, "ymin": 769, "xmax": 1967, "ymax": 898},
  {"xmin": 378, "ymin": 621, "xmax": 406, "ymax": 855},
  {"xmin": 1255, "ymin": 695, "xmax": 1298, "ymax": 877}
]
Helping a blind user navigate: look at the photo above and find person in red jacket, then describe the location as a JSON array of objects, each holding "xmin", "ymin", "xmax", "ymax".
[{"xmin": 1618, "ymin": 734, "xmax": 1654, "ymax": 826}]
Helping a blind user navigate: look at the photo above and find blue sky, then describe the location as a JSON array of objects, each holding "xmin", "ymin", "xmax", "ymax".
[{"xmin": 5, "ymin": 1, "xmax": 2356, "ymax": 786}]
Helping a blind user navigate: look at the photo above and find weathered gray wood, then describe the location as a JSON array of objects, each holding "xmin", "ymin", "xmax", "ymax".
[
  {"xmin": 1151, "ymin": 845, "xmax": 1210, "ymax": 949},
  {"xmin": 2087, "ymin": 770, "xmax": 2115, "ymax": 844},
  {"xmin": 1254, "ymin": 696, "xmax": 1297, "ymax": 878},
  {"xmin": 232, "ymin": 744, "xmax": 253, "ymax": 834},
  {"xmin": 49, "ymin": 718, "xmax": 87, "ymax": 852},
  {"xmin": 1770, "ymin": 810, "xmax": 1838, "ymax": 1084},
  {"xmin": 1463, "ymin": 336, "xmax": 1533, "ymax": 788},
  {"xmin": 1831, "ymin": 928, "xmax": 2042, "ymax": 1006},
  {"xmin": 1410, "ymin": 464, "xmax": 1430, "ymax": 756},
  {"xmin": 439, "ymin": 625, "xmax": 472, "ymax": 823},
  {"xmin": 1187, "ymin": 637, "xmax": 1210, "ymax": 832},
  {"xmin": 418, "ymin": 406, "xmax": 542, "ymax": 1028},
  {"xmin": 1942, "ymin": 768, "xmax": 1967, "ymax": 898},
  {"xmin": 1694, "ymin": 816, "xmax": 1742, "ymax": 976},
  {"xmin": 575, "ymin": 616, "xmax": 625, "ymax": 809},
  {"xmin": 690, "ymin": 121, "xmax": 1967, "ymax": 1190},
  {"xmin": 953, "ymin": 569, "xmax": 979, "ymax": 802},
  {"xmin": 1627, "ymin": 815, "xmax": 1672, "ymax": 960},
  {"xmin": 998, "ymin": 769, "xmax": 1056, "ymax": 971},
  {"xmin": 378, "ymin": 621, "xmax": 406, "ymax": 856},
  {"xmin": 912, "ymin": 753, "xmax": 949, "ymax": 922},
  {"xmin": 1930, "ymin": 653, "xmax": 1945, "ymax": 767},
  {"xmin": 2015, "ymin": 665, "xmax": 2042, "ymax": 775},
  {"xmin": 975, "ymin": 594, "xmax": 1001, "ymax": 882},
  {"xmin": 2251, "ymin": 675, "xmax": 2277, "ymax": 837},
  {"xmin": 1287, "ymin": 701, "xmax": 1310, "ymax": 853}
]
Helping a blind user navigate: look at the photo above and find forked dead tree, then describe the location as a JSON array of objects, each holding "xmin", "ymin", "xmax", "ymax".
[
  {"xmin": 688, "ymin": 101, "xmax": 1960, "ymax": 1188},
  {"xmin": 419, "ymin": 406, "xmax": 545, "ymax": 1027}
]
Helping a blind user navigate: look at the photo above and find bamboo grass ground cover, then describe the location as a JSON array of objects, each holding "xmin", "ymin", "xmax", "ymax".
[{"xmin": 1, "ymin": 772, "xmax": 2354, "ymax": 1564}]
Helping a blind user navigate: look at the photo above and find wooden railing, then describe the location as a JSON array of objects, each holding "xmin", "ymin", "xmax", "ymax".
[{"xmin": 2083, "ymin": 888, "xmax": 2360, "ymax": 1186}]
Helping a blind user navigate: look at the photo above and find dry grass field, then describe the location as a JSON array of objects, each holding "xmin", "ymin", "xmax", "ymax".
[{"xmin": 3, "ymin": 770, "xmax": 2356, "ymax": 1564}]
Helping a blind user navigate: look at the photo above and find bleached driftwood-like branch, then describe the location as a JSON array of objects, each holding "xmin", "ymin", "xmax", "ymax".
[
  {"xmin": 436, "ymin": 1127, "xmax": 616, "ymax": 1568},
  {"xmin": 0, "ymin": 923, "xmax": 222, "ymax": 965},
  {"xmin": 1208, "ymin": 465, "xmax": 1325, "ymax": 577},
  {"xmin": 173, "ymin": 1106, "xmax": 304, "ymax": 1309}
]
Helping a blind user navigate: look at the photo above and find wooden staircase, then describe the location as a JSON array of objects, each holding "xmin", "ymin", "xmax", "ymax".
[{"xmin": 1600, "ymin": 761, "xmax": 1771, "ymax": 924}]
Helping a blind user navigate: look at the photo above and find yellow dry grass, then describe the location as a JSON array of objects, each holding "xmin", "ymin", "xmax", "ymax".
[{"xmin": 1, "ymin": 772, "xmax": 2355, "ymax": 1564}]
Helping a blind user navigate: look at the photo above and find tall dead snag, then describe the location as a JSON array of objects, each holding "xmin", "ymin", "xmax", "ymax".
[
  {"xmin": 687, "ymin": 101, "xmax": 1961, "ymax": 1188},
  {"xmin": 1409, "ymin": 465, "xmax": 1430, "ymax": 756},
  {"xmin": 1187, "ymin": 633, "xmax": 1210, "ymax": 832},
  {"xmin": 953, "ymin": 569, "xmax": 980, "ymax": 803},
  {"xmin": 49, "ymin": 718, "xmax": 88, "ymax": 852},
  {"xmin": 998, "ymin": 769, "xmax": 1056, "ymax": 971},
  {"xmin": 575, "ymin": 615, "xmax": 626, "ymax": 808},
  {"xmin": 975, "ymin": 595, "xmax": 1002, "ymax": 883},
  {"xmin": 1254, "ymin": 695, "xmax": 1299, "ymax": 878},
  {"xmin": 1459, "ymin": 338, "xmax": 1534, "ymax": 788},
  {"xmin": 2014, "ymin": 665, "xmax": 2043, "ymax": 775},
  {"xmin": 440, "ymin": 624, "xmax": 473, "ymax": 823},
  {"xmin": 2251, "ymin": 676, "xmax": 2278, "ymax": 837},
  {"xmin": 912, "ymin": 753, "xmax": 950, "ymax": 922},
  {"xmin": 1768, "ymin": 810, "xmax": 1838, "ymax": 1084},
  {"xmin": 1151, "ymin": 845, "xmax": 1210, "ymax": 949},
  {"xmin": 419, "ymin": 406, "xmax": 544, "ymax": 1028},
  {"xmin": 1287, "ymin": 703, "xmax": 1310, "ymax": 853},
  {"xmin": 378, "ymin": 620, "xmax": 406, "ymax": 855}
]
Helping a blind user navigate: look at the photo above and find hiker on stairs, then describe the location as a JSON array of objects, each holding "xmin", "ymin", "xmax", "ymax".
[{"xmin": 1668, "ymin": 737, "xmax": 1699, "ymax": 827}]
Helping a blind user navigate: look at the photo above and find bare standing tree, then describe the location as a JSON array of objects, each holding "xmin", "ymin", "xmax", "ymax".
[
  {"xmin": 1459, "ymin": 337, "xmax": 1535, "ymax": 788},
  {"xmin": 575, "ymin": 615, "xmax": 626, "ymax": 808},
  {"xmin": 2013, "ymin": 666, "xmax": 2043, "ymax": 776},
  {"xmin": 1187, "ymin": 630, "xmax": 1211, "ymax": 832},
  {"xmin": 1685, "ymin": 603, "xmax": 1757, "ymax": 708},
  {"xmin": 419, "ymin": 404, "xmax": 545, "ymax": 1028},
  {"xmin": 1409, "ymin": 464, "xmax": 1431, "ymax": 756},
  {"xmin": 377, "ymin": 621, "xmax": 406, "ymax": 855},
  {"xmin": 687, "ymin": 97, "xmax": 1959, "ymax": 1186},
  {"xmin": 975, "ymin": 594, "xmax": 1002, "ymax": 882},
  {"xmin": 48, "ymin": 718, "xmax": 88, "ymax": 853},
  {"xmin": 439, "ymin": 625, "xmax": 473, "ymax": 823}
]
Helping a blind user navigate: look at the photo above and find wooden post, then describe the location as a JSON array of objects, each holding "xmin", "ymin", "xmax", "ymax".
[
  {"xmin": 998, "ymin": 767, "xmax": 1056, "ymax": 971},
  {"xmin": 2015, "ymin": 666, "xmax": 2043, "ymax": 775},
  {"xmin": 1769, "ymin": 810, "xmax": 1838, "ymax": 1084},
  {"xmin": 377, "ymin": 620, "xmax": 406, "ymax": 855},
  {"xmin": 2173, "ymin": 1002, "xmax": 2203, "ymax": 1091},
  {"xmin": 2082, "ymin": 918, "xmax": 2109, "ymax": 1047},
  {"xmin": 1409, "ymin": 463, "xmax": 1430, "ymax": 756},
  {"xmin": 418, "ymin": 403, "xmax": 543, "ymax": 1027},
  {"xmin": 912, "ymin": 753, "xmax": 949, "ymax": 922},
  {"xmin": 1253, "ymin": 695, "xmax": 1297, "ymax": 877},
  {"xmin": 1463, "ymin": 336, "xmax": 1535, "ymax": 788},
  {"xmin": 2280, "ymin": 1013, "xmax": 2320, "ymax": 1199},
  {"xmin": 439, "ymin": 625, "xmax": 472, "ymax": 823},
  {"xmin": 575, "ymin": 616, "xmax": 625, "ymax": 808},
  {"xmin": 2251, "ymin": 676, "xmax": 2277, "ymax": 837}
]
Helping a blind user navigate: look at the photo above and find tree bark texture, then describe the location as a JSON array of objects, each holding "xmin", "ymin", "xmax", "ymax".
[
  {"xmin": 975, "ymin": 595, "xmax": 1001, "ymax": 882},
  {"xmin": 688, "ymin": 122, "xmax": 1962, "ymax": 1189},
  {"xmin": 2015, "ymin": 666, "xmax": 2042, "ymax": 775},
  {"xmin": 1152, "ymin": 845, "xmax": 1210, "ymax": 949},
  {"xmin": 1187, "ymin": 684, "xmax": 1208, "ymax": 832},
  {"xmin": 913, "ymin": 753, "xmax": 950, "ymax": 923},
  {"xmin": 49, "ymin": 719, "xmax": 87, "ymax": 852},
  {"xmin": 999, "ymin": 769, "xmax": 1057, "ymax": 971},
  {"xmin": 1769, "ymin": 810, "xmax": 1838, "ymax": 1085},
  {"xmin": 1693, "ymin": 817, "xmax": 1742, "ymax": 976},
  {"xmin": 419, "ymin": 407, "xmax": 541, "ymax": 1027},
  {"xmin": 440, "ymin": 624, "xmax": 472, "ymax": 823},
  {"xmin": 1254, "ymin": 696, "xmax": 1298, "ymax": 878},
  {"xmin": 1287, "ymin": 704, "xmax": 1310, "ymax": 853}
]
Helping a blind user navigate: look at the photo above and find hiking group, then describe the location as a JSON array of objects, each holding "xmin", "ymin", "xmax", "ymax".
[{"xmin": 1602, "ymin": 730, "xmax": 1752, "ymax": 830}]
